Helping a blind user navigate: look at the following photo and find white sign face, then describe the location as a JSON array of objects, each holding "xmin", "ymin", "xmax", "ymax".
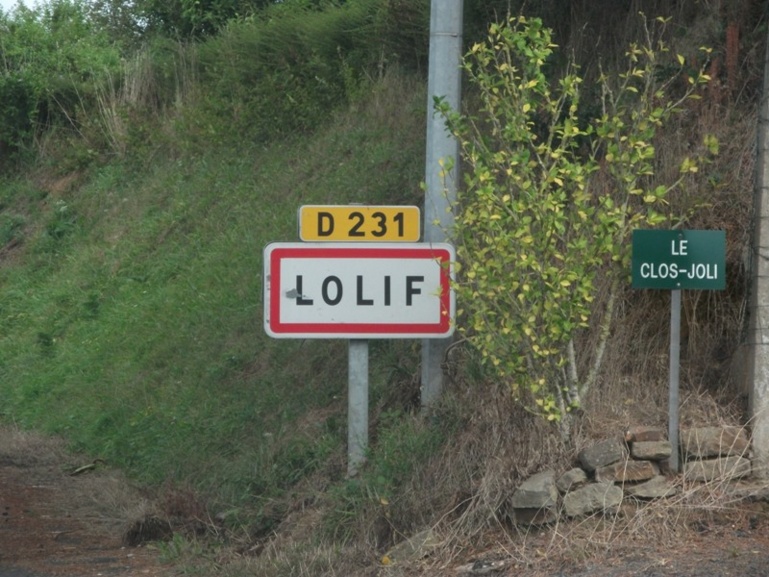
[{"xmin": 264, "ymin": 242, "xmax": 455, "ymax": 338}]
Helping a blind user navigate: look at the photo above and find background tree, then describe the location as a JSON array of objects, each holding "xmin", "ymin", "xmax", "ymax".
[
  {"xmin": 87, "ymin": 0, "xmax": 145, "ymax": 48},
  {"xmin": 135, "ymin": 0, "xmax": 344, "ymax": 38}
]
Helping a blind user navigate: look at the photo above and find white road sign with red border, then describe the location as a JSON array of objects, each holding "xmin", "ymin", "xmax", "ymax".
[{"xmin": 263, "ymin": 242, "xmax": 455, "ymax": 338}]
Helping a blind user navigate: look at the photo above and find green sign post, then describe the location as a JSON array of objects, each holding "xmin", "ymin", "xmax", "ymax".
[{"xmin": 631, "ymin": 229, "xmax": 726, "ymax": 473}]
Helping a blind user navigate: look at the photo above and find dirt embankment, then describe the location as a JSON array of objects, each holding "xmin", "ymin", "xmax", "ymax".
[{"xmin": 0, "ymin": 427, "xmax": 174, "ymax": 577}]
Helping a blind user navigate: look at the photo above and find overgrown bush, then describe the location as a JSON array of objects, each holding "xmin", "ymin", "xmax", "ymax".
[
  {"xmin": 194, "ymin": 0, "xmax": 429, "ymax": 142},
  {"xmin": 441, "ymin": 15, "xmax": 715, "ymax": 439},
  {"xmin": 0, "ymin": 0, "xmax": 121, "ymax": 165}
]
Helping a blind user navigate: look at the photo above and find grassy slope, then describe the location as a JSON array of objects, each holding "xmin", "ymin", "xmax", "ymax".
[{"xmin": 0, "ymin": 73, "xmax": 427, "ymax": 507}]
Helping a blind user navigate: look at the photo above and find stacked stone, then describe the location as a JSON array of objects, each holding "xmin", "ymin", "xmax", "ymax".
[
  {"xmin": 680, "ymin": 426, "xmax": 752, "ymax": 482},
  {"xmin": 509, "ymin": 425, "xmax": 752, "ymax": 524}
]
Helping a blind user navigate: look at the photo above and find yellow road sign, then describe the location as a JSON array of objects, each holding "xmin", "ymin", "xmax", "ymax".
[{"xmin": 299, "ymin": 205, "xmax": 421, "ymax": 242}]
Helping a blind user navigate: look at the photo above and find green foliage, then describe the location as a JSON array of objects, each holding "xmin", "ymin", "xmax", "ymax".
[
  {"xmin": 0, "ymin": 0, "xmax": 433, "ymax": 168},
  {"xmin": 441, "ymin": 15, "xmax": 713, "ymax": 425},
  {"xmin": 0, "ymin": 213, "xmax": 25, "ymax": 245},
  {"xmin": 86, "ymin": 0, "xmax": 146, "ymax": 48},
  {"xmin": 191, "ymin": 5, "xmax": 351, "ymax": 142},
  {"xmin": 363, "ymin": 0, "xmax": 429, "ymax": 72},
  {"xmin": 190, "ymin": 0, "xmax": 429, "ymax": 144},
  {"xmin": 136, "ymin": 0, "xmax": 350, "ymax": 38},
  {"xmin": 0, "ymin": 0, "xmax": 121, "ymax": 162},
  {"xmin": 155, "ymin": 532, "xmax": 207, "ymax": 563},
  {"xmin": 137, "ymin": 0, "xmax": 264, "ymax": 37},
  {"xmin": 325, "ymin": 410, "xmax": 447, "ymax": 543}
]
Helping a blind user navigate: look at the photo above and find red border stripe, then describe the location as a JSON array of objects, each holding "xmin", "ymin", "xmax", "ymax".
[{"xmin": 269, "ymin": 246, "xmax": 452, "ymax": 335}]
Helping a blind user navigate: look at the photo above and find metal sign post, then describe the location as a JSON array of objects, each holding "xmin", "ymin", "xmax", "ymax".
[
  {"xmin": 348, "ymin": 339, "xmax": 369, "ymax": 476},
  {"xmin": 668, "ymin": 289, "xmax": 682, "ymax": 472},
  {"xmin": 632, "ymin": 229, "xmax": 726, "ymax": 473}
]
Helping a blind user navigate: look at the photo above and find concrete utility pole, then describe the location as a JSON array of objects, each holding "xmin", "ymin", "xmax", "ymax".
[
  {"xmin": 421, "ymin": 0, "xmax": 464, "ymax": 408},
  {"xmin": 747, "ymin": 30, "xmax": 769, "ymax": 479}
]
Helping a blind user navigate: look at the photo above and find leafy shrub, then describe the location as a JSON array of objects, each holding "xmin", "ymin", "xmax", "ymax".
[
  {"xmin": 441, "ymin": 15, "xmax": 714, "ymax": 437},
  {"xmin": 0, "ymin": 0, "xmax": 121, "ymax": 164}
]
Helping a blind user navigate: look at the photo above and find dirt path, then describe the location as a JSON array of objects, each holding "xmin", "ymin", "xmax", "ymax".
[{"xmin": 0, "ymin": 427, "xmax": 174, "ymax": 577}]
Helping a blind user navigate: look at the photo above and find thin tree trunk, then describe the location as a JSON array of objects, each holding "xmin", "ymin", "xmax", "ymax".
[{"xmin": 582, "ymin": 277, "xmax": 619, "ymax": 403}]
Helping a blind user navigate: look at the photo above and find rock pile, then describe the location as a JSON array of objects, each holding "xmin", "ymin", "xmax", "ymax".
[
  {"xmin": 680, "ymin": 426, "xmax": 752, "ymax": 482},
  {"xmin": 509, "ymin": 425, "xmax": 752, "ymax": 523}
]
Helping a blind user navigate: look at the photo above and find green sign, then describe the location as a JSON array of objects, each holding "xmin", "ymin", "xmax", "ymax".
[{"xmin": 632, "ymin": 229, "xmax": 726, "ymax": 290}]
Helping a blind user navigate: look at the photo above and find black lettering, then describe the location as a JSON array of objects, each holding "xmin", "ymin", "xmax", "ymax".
[
  {"xmin": 406, "ymin": 276, "xmax": 424, "ymax": 306},
  {"xmin": 356, "ymin": 275, "xmax": 373, "ymax": 305},
  {"xmin": 393, "ymin": 212, "xmax": 404, "ymax": 237},
  {"xmin": 296, "ymin": 275, "xmax": 313, "ymax": 305},
  {"xmin": 384, "ymin": 276, "xmax": 391, "ymax": 306},
  {"xmin": 318, "ymin": 212, "xmax": 334, "ymax": 236},
  {"xmin": 348, "ymin": 212, "xmax": 365, "ymax": 237},
  {"xmin": 371, "ymin": 212, "xmax": 387, "ymax": 237},
  {"xmin": 322, "ymin": 276, "xmax": 343, "ymax": 305}
]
